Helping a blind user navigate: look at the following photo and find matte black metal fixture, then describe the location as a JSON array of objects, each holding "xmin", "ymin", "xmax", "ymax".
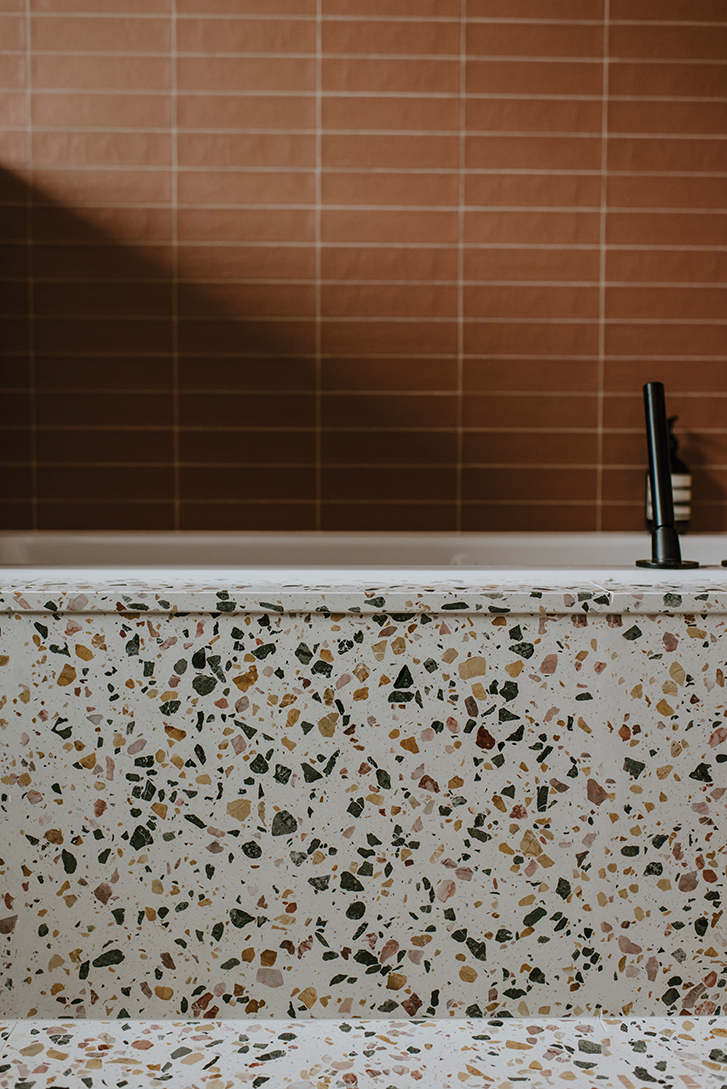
[{"xmin": 636, "ymin": 381, "xmax": 698, "ymax": 569}]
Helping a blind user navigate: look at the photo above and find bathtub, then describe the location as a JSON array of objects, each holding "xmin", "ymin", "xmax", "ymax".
[
  {"xmin": 1, "ymin": 529, "xmax": 726, "ymax": 569},
  {"xmin": 1, "ymin": 531, "xmax": 726, "ymax": 1084}
]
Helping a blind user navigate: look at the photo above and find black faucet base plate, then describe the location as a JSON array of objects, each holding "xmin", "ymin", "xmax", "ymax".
[{"xmin": 636, "ymin": 560, "xmax": 699, "ymax": 569}]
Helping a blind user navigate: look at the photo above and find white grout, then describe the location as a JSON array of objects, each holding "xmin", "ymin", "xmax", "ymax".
[
  {"xmin": 15, "ymin": 10, "xmax": 727, "ymax": 25},
  {"xmin": 8, "ymin": 87, "xmax": 727, "ymax": 103}
]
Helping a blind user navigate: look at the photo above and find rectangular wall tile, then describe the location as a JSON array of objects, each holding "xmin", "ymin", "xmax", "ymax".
[
  {"xmin": 320, "ymin": 428, "xmax": 457, "ymax": 464},
  {"xmin": 32, "ymin": 91, "xmax": 171, "ymax": 129},
  {"xmin": 322, "ymin": 208, "xmax": 458, "ymax": 245},
  {"xmin": 609, "ymin": 23, "xmax": 727, "ymax": 61},
  {"xmin": 465, "ymin": 97, "xmax": 602, "ymax": 134},
  {"xmin": 177, "ymin": 56, "xmax": 314, "ymax": 92},
  {"xmin": 322, "ymin": 19, "xmax": 460, "ymax": 56},
  {"xmin": 466, "ymin": 134, "xmax": 602, "ymax": 172},
  {"xmin": 30, "ymin": 13, "xmax": 170, "ymax": 52},
  {"xmin": 176, "ymin": 94, "xmax": 315, "ymax": 131},
  {"xmin": 322, "ymin": 56, "xmax": 459, "ymax": 94},
  {"xmin": 32, "ymin": 54, "xmax": 171, "ymax": 90},
  {"xmin": 176, "ymin": 17, "xmax": 316, "ymax": 54},
  {"xmin": 321, "ymin": 358, "xmax": 457, "ymax": 391},
  {"xmin": 466, "ymin": 58, "xmax": 602, "ymax": 95},
  {"xmin": 322, "ymin": 171, "xmax": 459, "ymax": 207},
  {"xmin": 464, "ymin": 360, "xmax": 599, "ymax": 392},
  {"xmin": 321, "ymin": 246, "xmax": 457, "ymax": 282},
  {"xmin": 321, "ymin": 283, "xmax": 458, "ymax": 319},
  {"xmin": 466, "ymin": 21, "xmax": 604, "ymax": 59}
]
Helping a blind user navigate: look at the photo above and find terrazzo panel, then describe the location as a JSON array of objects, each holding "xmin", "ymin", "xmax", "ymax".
[
  {"xmin": 0, "ymin": 1017, "xmax": 726, "ymax": 1088},
  {"xmin": 0, "ymin": 576, "xmax": 726, "ymax": 1022}
]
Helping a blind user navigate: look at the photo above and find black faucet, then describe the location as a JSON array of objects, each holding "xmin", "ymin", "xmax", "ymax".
[{"xmin": 636, "ymin": 382, "xmax": 698, "ymax": 569}]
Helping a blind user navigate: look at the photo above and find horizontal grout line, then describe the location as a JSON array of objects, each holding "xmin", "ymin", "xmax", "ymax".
[
  {"xmin": 0, "ymin": 420, "xmax": 601, "ymax": 429},
  {"xmin": 605, "ymin": 245, "xmax": 727, "ymax": 251},
  {"xmin": 6, "ymin": 409, "xmax": 727, "ymax": 420},
  {"xmin": 0, "ymin": 315, "xmax": 569, "ymax": 324},
  {"xmin": 606, "ymin": 171, "xmax": 727, "ymax": 178},
  {"xmin": 0, "ymin": 390, "xmax": 617, "ymax": 401},
  {"xmin": 10, "ymin": 88, "xmax": 727, "ymax": 105},
  {"xmin": 15, "ymin": 10, "xmax": 727, "ymax": 24},
  {"xmin": 610, "ymin": 19, "xmax": 727, "ymax": 26},
  {"xmin": 4, "ymin": 355, "xmax": 726, "ymax": 364},
  {"xmin": 10, "ymin": 315, "xmax": 725, "ymax": 325},
  {"xmin": 16, "ymin": 12, "xmax": 599, "ymax": 21},
  {"xmin": 602, "ymin": 463, "xmax": 718, "ymax": 470},
  {"xmin": 2, "ymin": 461, "xmax": 643, "ymax": 470},
  {"xmin": 0, "ymin": 352, "xmax": 598, "ymax": 361},
  {"xmin": 68, "ymin": 202, "xmax": 727, "ymax": 215},
  {"xmin": 146, "ymin": 203, "xmax": 605, "ymax": 212},
  {"xmin": 4, "ymin": 164, "xmax": 727, "ymax": 180},
  {"xmin": 12, "ymin": 51, "xmax": 699, "ymax": 70},
  {"xmin": 28, "ymin": 465, "xmax": 727, "ymax": 476},
  {"xmin": 6, "ymin": 405, "xmax": 710, "ymax": 422},
  {"xmin": 596, "ymin": 499, "xmax": 727, "ymax": 507},
  {"xmin": 17, "ymin": 130, "xmax": 726, "ymax": 146},
  {"xmin": 0, "ymin": 497, "xmax": 599, "ymax": 506},
  {"xmin": 3, "ymin": 351, "xmax": 723, "ymax": 362},
  {"xmin": 0, "ymin": 387, "xmax": 596, "ymax": 397},
  {"xmin": 11, "ymin": 496, "xmax": 727, "ymax": 510},
  {"xmin": 606, "ymin": 392, "xmax": 727, "ymax": 400},
  {"xmin": 11, "ymin": 278, "xmax": 727, "ymax": 289},
  {"xmin": 609, "ymin": 95, "xmax": 727, "ymax": 103},
  {"xmin": 603, "ymin": 317, "xmax": 727, "ymax": 324},
  {"xmin": 22, "ymin": 128, "xmax": 685, "ymax": 143},
  {"xmin": 7, "ymin": 238, "xmax": 727, "ymax": 253},
  {"xmin": 25, "ymin": 465, "xmax": 727, "ymax": 474},
  {"xmin": 600, "ymin": 357, "xmax": 727, "ymax": 363},
  {"xmin": 608, "ymin": 133, "xmax": 727, "ymax": 141},
  {"xmin": 13, "ymin": 90, "xmax": 727, "ymax": 103},
  {"xmin": 1, "ymin": 49, "xmax": 597, "ymax": 62},
  {"xmin": 5, "ymin": 133, "xmax": 692, "ymax": 149},
  {"xmin": 5, "ymin": 49, "xmax": 726, "ymax": 66},
  {"xmin": 1, "ymin": 91, "xmax": 711, "ymax": 102}
]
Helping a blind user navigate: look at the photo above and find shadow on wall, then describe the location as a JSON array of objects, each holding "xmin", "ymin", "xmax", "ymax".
[
  {"xmin": 3, "ymin": 170, "xmax": 723, "ymax": 534},
  {"xmin": 0, "ymin": 166, "xmax": 482, "ymax": 533}
]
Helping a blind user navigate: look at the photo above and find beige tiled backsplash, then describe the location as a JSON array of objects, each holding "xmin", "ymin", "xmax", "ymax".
[{"xmin": 1, "ymin": 0, "xmax": 725, "ymax": 531}]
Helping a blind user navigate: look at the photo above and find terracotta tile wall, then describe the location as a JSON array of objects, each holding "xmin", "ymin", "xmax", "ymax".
[{"xmin": 1, "ymin": 0, "xmax": 725, "ymax": 532}]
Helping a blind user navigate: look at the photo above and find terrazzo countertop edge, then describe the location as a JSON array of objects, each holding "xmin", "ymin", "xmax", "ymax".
[{"xmin": 3, "ymin": 571, "xmax": 727, "ymax": 615}]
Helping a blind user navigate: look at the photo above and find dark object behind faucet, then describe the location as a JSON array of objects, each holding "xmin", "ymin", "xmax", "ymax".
[
  {"xmin": 645, "ymin": 416, "xmax": 691, "ymax": 534},
  {"xmin": 636, "ymin": 382, "xmax": 698, "ymax": 569}
]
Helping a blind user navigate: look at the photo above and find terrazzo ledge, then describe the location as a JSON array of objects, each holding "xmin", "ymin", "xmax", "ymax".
[{"xmin": 3, "ymin": 568, "xmax": 727, "ymax": 617}]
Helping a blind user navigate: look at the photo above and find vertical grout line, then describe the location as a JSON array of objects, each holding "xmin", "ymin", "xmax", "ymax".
[
  {"xmin": 25, "ymin": 0, "xmax": 36, "ymax": 531},
  {"xmin": 171, "ymin": 0, "xmax": 179, "ymax": 531},
  {"xmin": 315, "ymin": 0, "xmax": 322, "ymax": 531},
  {"xmin": 456, "ymin": 0, "xmax": 466, "ymax": 534},
  {"xmin": 596, "ymin": 0, "xmax": 609, "ymax": 532}
]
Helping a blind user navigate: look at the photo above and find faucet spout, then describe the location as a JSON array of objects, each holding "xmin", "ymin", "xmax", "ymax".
[{"xmin": 636, "ymin": 382, "xmax": 698, "ymax": 569}]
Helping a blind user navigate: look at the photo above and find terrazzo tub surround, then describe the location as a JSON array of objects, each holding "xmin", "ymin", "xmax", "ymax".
[{"xmin": 1, "ymin": 535, "xmax": 726, "ymax": 1085}]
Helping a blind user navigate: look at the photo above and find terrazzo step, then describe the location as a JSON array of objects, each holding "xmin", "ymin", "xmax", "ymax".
[{"xmin": 0, "ymin": 1017, "xmax": 725, "ymax": 1088}]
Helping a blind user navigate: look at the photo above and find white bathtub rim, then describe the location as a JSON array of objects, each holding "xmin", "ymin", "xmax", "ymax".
[{"xmin": 0, "ymin": 529, "xmax": 724, "ymax": 570}]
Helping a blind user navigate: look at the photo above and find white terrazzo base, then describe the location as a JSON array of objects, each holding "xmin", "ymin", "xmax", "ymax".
[{"xmin": 0, "ymin": 1017, "xmax": 724, "ymax": 1088}]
